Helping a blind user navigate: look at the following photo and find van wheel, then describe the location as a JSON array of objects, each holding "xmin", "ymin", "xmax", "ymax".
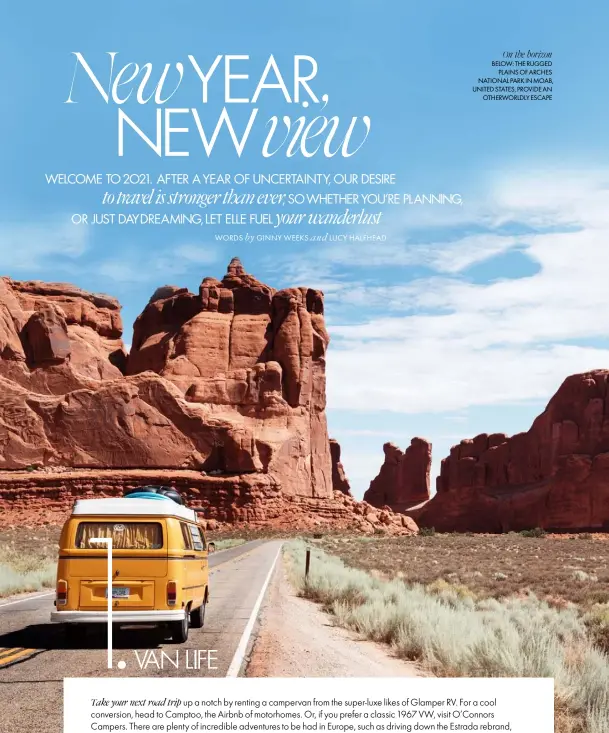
[
  {"xmin": 171, "ymin": 612, "xmax": 189, "ymax": 643},
  {"xmin": 190, "ymin": 600, "xmax": 206, "ymax": 629}
]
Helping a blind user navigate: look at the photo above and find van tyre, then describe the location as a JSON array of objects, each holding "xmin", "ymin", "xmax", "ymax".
[
  {"xmin": 171, "ymin": 612, "xmax": 189, "ymax": 643},
  {"xmin": 190, "ymin": 599, "xmax": 206, "ymax": 628}
]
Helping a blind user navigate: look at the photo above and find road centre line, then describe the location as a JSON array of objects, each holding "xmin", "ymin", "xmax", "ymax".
[{"xmin": 0, "ymin": 648, "xmax": 38, "ymax": 667}]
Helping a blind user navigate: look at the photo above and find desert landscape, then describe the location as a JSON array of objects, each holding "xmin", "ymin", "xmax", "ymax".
[
  {"xmin": 0, "ymin": 258, "xmax": 414, "ymax": 536},
  {"xmin": 1, "ymin": 260, "xmax": 609, "ymax": 732},
  {"xmin": 2, "ymin": 257, "xmax": 609, "ymax": 535}
]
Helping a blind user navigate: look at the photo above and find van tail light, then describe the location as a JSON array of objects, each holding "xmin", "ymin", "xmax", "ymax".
[
  {"xmin": 57, "ymin": 580, "xmax": 68, "ymax": 606},
  {"xmin": 167, "ymin": 581, "xmax": 177, "ymax": 606}
]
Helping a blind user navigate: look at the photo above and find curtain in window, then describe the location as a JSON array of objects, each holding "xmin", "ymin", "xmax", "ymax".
[{"xmin": 75, "ymin": 523, "xmax": 163, "ymax": 549}]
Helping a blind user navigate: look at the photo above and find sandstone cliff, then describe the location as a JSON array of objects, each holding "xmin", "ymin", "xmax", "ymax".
[
  {"xmin": 0, "ymin": 277, "xmax": 125, "ymax": 392},
  {"xmin": 412, "ymin": 370, "xmax": 609, "ymax": 532},
  {"xmin": 364, "ymin": 439, "xmax": 431, "ymax": 512},
  {"xmin": 329, "ymin": 438, "xmax": 351, "ymax": 494},
  {"xmin": 125, "ymin": 257, "xmax": 331, "ymax": 498},
  {"xmin": 0, "ymin": 260, "xmax": 416, "ymax": 535}
]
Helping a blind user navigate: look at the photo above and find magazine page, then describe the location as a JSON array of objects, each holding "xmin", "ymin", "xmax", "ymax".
[{"xmin": 0, "ymin": 2, "xmax": 605, "ymax": 732}]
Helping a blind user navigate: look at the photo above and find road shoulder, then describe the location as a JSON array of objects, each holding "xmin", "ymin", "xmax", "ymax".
[{"xmin": 246, "ymin": 554, "xmax": 425, "ymax": 677}]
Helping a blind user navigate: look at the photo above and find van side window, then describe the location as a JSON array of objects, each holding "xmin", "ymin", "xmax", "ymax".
[
  {"xmin": 180, "ymin": 523, "xmax": 193, "ymax": 550},
  {"xmin": 189, "ymin": 525, "xmax": 205, "ymax": 551}
]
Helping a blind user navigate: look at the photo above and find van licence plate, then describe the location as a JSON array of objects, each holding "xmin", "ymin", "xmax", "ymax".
[{"xmin": 105, "ymin": 587, "xmax": 130, "ymax": 599}]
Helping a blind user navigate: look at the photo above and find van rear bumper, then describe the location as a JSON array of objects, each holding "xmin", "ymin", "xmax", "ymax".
[{"xmin": 50, "ymin": 610, "xmax": 185, "ymax": 624}]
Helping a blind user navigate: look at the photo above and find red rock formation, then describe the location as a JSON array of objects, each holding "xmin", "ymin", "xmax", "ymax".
[
  {"xmin": 0, "ymin": 276, "xmax": 125, "ymax": 392},
  {"xmin": 0, "ymin": 261, "xmax": 417, "ymax": 535},
  {"xmin": 364, "ymin": 439, "xmax": 431, "ymax": 512},
  {"xmin": 329, "ymin": 439, "xmax": 351, "ymax": 494},
  {"xmin": 125, "ymin": 257, "xmax": 331, "ymax": 498},
  {"xmin": 0, "ymin": 469, "xmax": 417, "ymax": 535},
  {"xmin": 21, "ymin": 306, "xmax": 71, "ymax": 365},
  {"xmin": 411, "ymin": 370, "xmax": 609, "ymax": 532}
]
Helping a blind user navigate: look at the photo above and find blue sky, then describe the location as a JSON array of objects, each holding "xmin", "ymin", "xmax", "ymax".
[{"xmin": 2, "ymin": 0, "xmax": 609, "ymax": 496}]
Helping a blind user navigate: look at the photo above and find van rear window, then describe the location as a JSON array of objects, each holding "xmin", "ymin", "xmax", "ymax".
[{"xmin": 75, "ymin": 522, "xmax": 163, "ymax": 550}]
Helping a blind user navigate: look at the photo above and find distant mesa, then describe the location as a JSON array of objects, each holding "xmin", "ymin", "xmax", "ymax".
[
  {"xmin": 364, "ymin": 439, "xmax": 431, "ymax": 512},
  {"xmin": 374, "ymin": 371, "xmax": 609, "ymax": 533}
]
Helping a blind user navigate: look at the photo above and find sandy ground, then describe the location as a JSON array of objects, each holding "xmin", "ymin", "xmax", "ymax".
[{"xmin": 246, "ymin": 556, "xmax": 424, "ymax": 677}]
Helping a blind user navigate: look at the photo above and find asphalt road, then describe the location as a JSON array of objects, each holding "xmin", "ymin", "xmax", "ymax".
[{"xmin": 0, "ymin": 539, "xmax": 282, "ymax": 733}]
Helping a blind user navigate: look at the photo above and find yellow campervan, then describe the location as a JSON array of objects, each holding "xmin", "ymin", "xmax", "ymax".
[{"xmin": 50, "ymin": 489, "xmax": 211, "ymax": 643}]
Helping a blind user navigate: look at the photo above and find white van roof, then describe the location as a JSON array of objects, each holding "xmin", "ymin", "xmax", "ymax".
[{"xmin": 71, "ymin": 498, "xmax": 198, "ymax": 522}]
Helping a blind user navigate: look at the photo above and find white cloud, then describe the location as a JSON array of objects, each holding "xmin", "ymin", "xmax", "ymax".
[
  {"xmin": 173, "ymin": 244, "xmax": 222, "ymax": 265},
  {"xmin": 490, "ymin": 169, "xmax": 609, "ymax": 228},
  {"xmin": 97, "ymin": 243, "xmax": 222, "ymax": 283},
  {"xmin": 316, "ymin": 234, "xmax": 521, "ymax": 274},
  {"xmin": 97, "ymin": 260, "xmax": 149, "ymax": 283},
  {"xmin": 337, "ymin": 428, "xmax": 426, "ymax": 439},
  {"xmin": 328, "ymin": 343, "xmax": 609, "ymax": 414},
  {"xmin": 323, "ymin": 169, "xmax": 609, "ymax": 415},
  {"xmin": 336, "ymin": 450, "xmax": 385, "ymax": 493},
  {"xmin": 0, "ymin": 220, "xmax": 88, "ymax": 271},
  {"xmin": 0, "ymin": 223, "xmax": 222, "ymax": 288},
  {"xmin": 284, "ymin": 170, "xmax": 609, "ymax": 492},
  {"xmin": 417, "ymin": 235, "xmax": 520, "ymax": 274}
]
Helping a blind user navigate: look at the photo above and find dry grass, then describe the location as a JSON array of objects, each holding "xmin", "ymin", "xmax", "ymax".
[
  {"xmin": 286, "ymin": 540, "xmax": 609, "ymax": 733},
  {"xmin": 0, "ymin": 527, "xmax": 60, "ymax": 556},
  {"xmin": 318, "ymin": 533, "xmax": 609, "ymax": 607},
  {"xmin": 317, "ymin": 533, "xmax": 609, "ymax": 655},
  {"xmin": 0, "ymin": 529, "xmax": 58, "ymax": 597},
  {"xmin": 207, "ymin": 527, "xmax": 338, "ymax": 542},
  {"xmin": 207, "ymin": 527, "xmax": 288, "ymax": 542},
  {"xmin": 212, "ymin": 538, "xmax": 246, "ymax": 551}
]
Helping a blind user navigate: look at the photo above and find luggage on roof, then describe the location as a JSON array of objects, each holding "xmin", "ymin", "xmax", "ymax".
[{"xmin": 124, "ymin": 485, "xmax": 184, "ymax": 505}]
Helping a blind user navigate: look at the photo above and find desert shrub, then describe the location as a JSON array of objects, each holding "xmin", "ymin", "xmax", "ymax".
[
  {"xmin": 573, "ymin": 570, "xmax": 598, "ymax": 583},
  {"xmin": 587, "ymin": 589, "xmax": 609, "ymax": 605},
  {"xmin": 285, "ymin": 541, "xmax": 609, "ymax": 733},
  {"xmin": 418, "ymin": 526, "xmax": 436, "ymax": 537},
  {"xmin": 0, "ymin": 542, "xmax": 57, "ymax": 597},
  {"xmin": 585, "ymin": 606, "xmax": 609, "ymax": 653},
  {"xmin": 427, "ymin": 578, "xmax": 477, "ymax": 604},
  {"xmin": 0, "ymin": 562, "xmax": 56, "ymax": 596},
  {"xmin": 212, "ymin": 538, "xmax": 246, "ymax": 551},
  {"xmin": 318, "ymin": 533, "xmax": 609, "ymax": 608},
  {"xmin": 519, "ymin": 527, "xmax": 547, "ymax": 538}
]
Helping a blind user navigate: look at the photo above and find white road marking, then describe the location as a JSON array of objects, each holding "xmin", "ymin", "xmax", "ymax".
[
  {"xmin": 225, "ymin": 543, "xmax": 282, "ymax": 678},
  {"xmin": 0, "ymin": 591, "xmax": 55, "ymax": 609}
]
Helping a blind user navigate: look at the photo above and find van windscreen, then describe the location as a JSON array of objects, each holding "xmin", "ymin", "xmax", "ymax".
[{"xmin": 75, "ymin": 522, "xmax": 163, "ymax": 550}]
